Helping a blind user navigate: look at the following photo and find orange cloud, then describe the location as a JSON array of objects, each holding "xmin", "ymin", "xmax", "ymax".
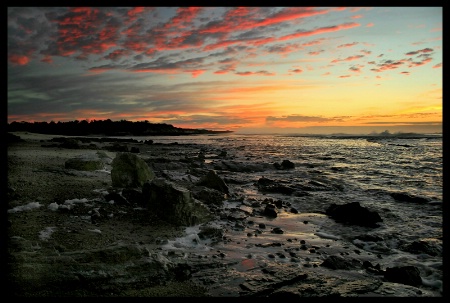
[
  {"xmin": 9, "ymin": 54, "xmax": 30, "ymax": 65},
  {"xmin": 278, "ymin": 22, "xmax": 360, "ymax": 41}
]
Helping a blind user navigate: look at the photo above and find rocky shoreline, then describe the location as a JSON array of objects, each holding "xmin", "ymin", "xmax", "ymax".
[{"xmin": 6, "ymin": 132, "xmax": 442, "ymax": 297}]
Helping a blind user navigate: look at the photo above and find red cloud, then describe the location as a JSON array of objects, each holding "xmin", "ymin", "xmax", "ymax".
[
  {"xmin": 164, "ymin": 7, "xmax": 202, "ymax": 30},
  {"xmin": 9, "ymin": 54, "xmax": 30, "ymax": 65},
  {"xmin": 278, "ymin": 22, "xmax": 360, "ymax": 41},
  {"xmin": 235, "ymin": 70, "xmax": 275, "ymax": 76},
  {"xmin": 337, "ymin": 42, "xmax": 358, "ymax": 48},
  {"xmin": 289, "ymin": 68, "xmax": 303, "ymax": 73},
  {"xmin": 331, "ymin": 55, "xmax": 364, "ymax": 63},
  {"xmin": 201, "ymin": 7, "xmax": 330, "ymax": 35}
]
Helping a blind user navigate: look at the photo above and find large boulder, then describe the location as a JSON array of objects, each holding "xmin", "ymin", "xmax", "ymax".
[
  {"xmin": 64, "ymin": 153, "xmax": 105, "ymax": 171},
  {"xmin": 111, "ymin": 152, "xmax": 155, "ymax": 188},
  {"xmin": 325, "ymin": 202, "xmax": 382, "ymax": 227},
  {"xmin": 142, "ymin": 178, "xmax": 212, "ymax": 226},
  {"xmin": 384, "ymin": 266, "xmax": 422, "ymax": 286},
  {"xmin": 196, "ymin": 170, "xmax": 229, "ymax": 194}
]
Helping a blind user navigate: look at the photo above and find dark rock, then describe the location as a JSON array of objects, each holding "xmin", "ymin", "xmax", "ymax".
[
  {"xmin": 263, "ymin": 204, "xmax": 277, "ymax": 218},
  {"xmin": 142, "ymin": 178, "xmax": 212, "ymax": 226},
  {"xmin": 121, "ymin": 188, "xmax": 144, "ymax": 205},
  {"xmin": 281, "ymin": 160, "xmax": 295, "ymax": 169},
  {"xmin": 190, "ymin": 186, "xmax": 226, "ymax": 206},
  {"xmin": 325, "ymin": 202, "xmax": 382, "ymax": 227},
  {"xmin": 198, "ymin": 222, "xmax": 224, "ymax": 243},
  {"xmin": 111, "ymin": 152, "xmax": 155, "ymax": 188},
  {"xmin": 384, "ymin": 266, "xmax": 422, "ymax": 286},
  {"xmin": 321, "ymin": 255, "xmax": 362, "ymax": 270},
  {"xmin": 130, "ymin": 146, "xmax": 140, "ymax": 153},
  {"xmin": 256, "ymin": 177, "xmax": 295, "ymax": 195},
  {"xmin": 289, "ymin": 207, "xmax": 299, "ymax": 214},
  {"xmin": 272, "ymin": 227, "xmax": 284, "ymax": 234},
  {"xmin": 402, "ymin": 239, "xmax": 442, "ymax": 257},
  {"xmin": 274, "ymin": 200, "xmax": 283, "ymax": 208},
  {"xmin": 196, "ymin": 170, "xmax": 229, "ymax": 194},
  {"xmin": 390, "ymin": 192, "xmax": 429, "ymax": 204}
]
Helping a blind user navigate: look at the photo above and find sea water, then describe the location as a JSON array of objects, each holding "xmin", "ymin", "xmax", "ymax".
[{"xmin": 134, "ymin": 133, "xmax": 443, "ymax": 293}]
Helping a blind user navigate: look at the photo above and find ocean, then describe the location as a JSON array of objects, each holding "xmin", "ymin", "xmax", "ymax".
[{"xmin": 126, "ymin": 133, "xmax": 443, "ymax": 295}]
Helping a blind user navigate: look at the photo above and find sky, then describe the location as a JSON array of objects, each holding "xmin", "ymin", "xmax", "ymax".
[{"xmin": 7, "ymin": 6, "xmax": 442, "ymax": 134}]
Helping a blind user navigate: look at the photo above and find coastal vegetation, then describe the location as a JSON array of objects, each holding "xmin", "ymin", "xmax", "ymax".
[{"xmin": 7, "ymin": 119, "xmax": 233, "ymax": 136}]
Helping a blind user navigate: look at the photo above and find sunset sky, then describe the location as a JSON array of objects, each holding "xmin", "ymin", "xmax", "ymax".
[{"xmin": 7, "ymin": 7, "xmax": 442, "ymax": 134}]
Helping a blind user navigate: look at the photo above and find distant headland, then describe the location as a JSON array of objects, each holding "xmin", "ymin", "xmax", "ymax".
[{"xmin": 7, "ymin": 119, "xmax": 233, "ymax": 136}]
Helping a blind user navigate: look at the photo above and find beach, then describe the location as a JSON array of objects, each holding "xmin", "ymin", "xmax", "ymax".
[{"xmin": 6, "ymin": 132, "xmax": 443, "ymax": 297}]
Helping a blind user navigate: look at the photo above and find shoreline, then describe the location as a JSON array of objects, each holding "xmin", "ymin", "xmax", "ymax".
[
  {"xmin": 6, "ymin": 132, "xmax": 442, "ymax": 297},
  {"xmin": 7, "ymin": 132, "xmax": 210, "ymax": 296}
]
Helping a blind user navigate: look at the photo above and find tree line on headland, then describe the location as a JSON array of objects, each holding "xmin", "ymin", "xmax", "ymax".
[{"xmin": 7, "ymin": 119, "xmax": 233, "ymax": 136}]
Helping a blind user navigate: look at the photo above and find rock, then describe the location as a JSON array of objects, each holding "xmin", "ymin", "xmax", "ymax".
[
  {"xmin": 390, "ymin": 192, "xmax": 429, "ymax": 204},
  {"xmin": 190, "ymin": 186, "xmax": 226, "ymax": 206},
  {"xmin": 64, "ymin": 153, "xmax": 105, "ymax": 171},
  {"xmin": 325, "ymin": 202, "xmax": 382, "ymax": 227},
  {"xmin": 121, "ymin": 188, "xmax": 144, "ymax": 205},
  {"xmin": 198, "ymin": 222, "xmax": 224, "ymax": 243},
  {"xmin": 402, "ymin": 239, "xmax": 442, "ymax": 257},
  {"xmin": 320, "ymin": 255, "xmax": 362, "ymax": 270},
  {"xmin": 384, "ymin": 266, "xmax": 422, "ymax": 286},
  {"xmin": 263, "ymin": 204, "xmax": 277, "ymax": 218},
  {"xmin": 111, "ymin": 152, "xmax": 155, "ymax": 188},
  {"xmin": 130, "ymin": 146, "xmax": 140, "ymax": 153},
  {"xmin": 214, "ymin": 160, "xmax": 271, "ymax": 172},
  {"xmin": 142, "ymin": 178, "xmax": 212, "ymax": 226},
  {"xmin": 256, "ymin": 177, "xmax": 295, "ymax": 195},
  {"xmin": 281, "ymin": 160, "xmax": 295, "ymax": 169},
  {"xmin": 196, "ymin": 170, "xmax": 229, "ymax": 194},
  {"xmin": 274, "ymin": 160, "xmax": 295, "ymax": 170}
]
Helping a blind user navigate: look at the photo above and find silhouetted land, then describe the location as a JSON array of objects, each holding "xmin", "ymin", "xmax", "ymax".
[{"xmin": 7, "ymin": 119, "xmax": 233, "ymax": 136}]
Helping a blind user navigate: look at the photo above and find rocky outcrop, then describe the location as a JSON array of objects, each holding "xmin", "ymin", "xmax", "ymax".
[
  {"xmin": 190, "ymin": 186, "xmax": 227, "ymax": 206},
  {"xmin": 401, "ymin": 239, "xmax": 442, "ymax": 257},
  {"xmin": 213, "ymin": 160, "xmax": 272, "ymax": 172},
  {"xmin": 325, "ymin": 202, "xmax": 382, "ymax": 227},
  {"xmin": 384, "ymin": 266, "xmax": 422, "ymax": 286},
  {"xmin": 196, "ymin": 170, "xmax": 229, "ymax": 194},
  {"xmin": 255, "ymin": 177, "xmax": 295, "ymax": 195},
  {"xmin": 142, "ymin": 178, "xmax": 212, "ymax": 226},
  {"xmin": 273, "ymin": 160, "xmax": 295, "ymax": 170},
  {"xmin": 111, "ymin": 152, "xmax": 155, "ymax": 188},
  {"xmin": 390, "ymin": 192, "xmax": 429, "ymax": 204},
  {"xmin": 320, "ymin": 255, "xmax": 362, "ymax": 270}
]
